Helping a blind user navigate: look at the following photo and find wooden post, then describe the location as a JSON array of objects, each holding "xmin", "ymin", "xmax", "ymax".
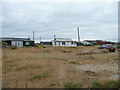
[
  {"xmin": 90, "ymin": 50, "xmax": 92, "ymax": 57},
  {"xmin": 16, "ymin": 80, "xmax": 18, "ymax": 88},
  {"xmin": 25, "ymin": 82, "xmax": 28, "ymax": 88}
]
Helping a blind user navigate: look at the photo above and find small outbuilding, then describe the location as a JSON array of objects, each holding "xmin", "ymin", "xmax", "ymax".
[{"xmin": 52, "ymin": 38, "xmax": 77, "ymax": 47}]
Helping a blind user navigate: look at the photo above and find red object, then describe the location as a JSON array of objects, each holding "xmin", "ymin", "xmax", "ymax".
[
  {"xmin": 98, "ymin": 44, "xmax": 116, "ymax": 52},
  {"xmin": 84, "ymin": 40, "xmax": 111, "ymax": 45}
]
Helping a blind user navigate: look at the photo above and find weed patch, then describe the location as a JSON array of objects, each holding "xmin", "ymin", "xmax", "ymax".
[
  {"xmin": 92, "ymin": 80, "xmax": 120, "ymax": 88},
  {"xmin": 37, "ymin": 45, "xmax": 48, "ymax": 48},
  {"xmin": 69, "ymin": 47, "xmax": 77, "ymax": 49},
  {"xmin": 64, "ymin": 82, "xmax": 82, "ymax": 88},
  {"xmin": 117, "ymin": 45, "xmax": 120, "ymax": 49},
  {"xmin": 8, "ymin": 45, "xmax": 17, "ymax": 50},
  {"xmin": 101, "ymin": 49, "xmax": 109, "ymax": 53},
  {"xmin": 62, "ymin": 50, "xmax": 72, "ymax": 53},
  {"xmin": 70, "ymin": 61, "xmax": 79, "ymax": 65},
  {"xmin": 29, "ymin": 73, "xmax": 48, "ymax": 81},
  {"xmin": 15, "ymin": 65, "xmax": 42, "ymax": 71}
]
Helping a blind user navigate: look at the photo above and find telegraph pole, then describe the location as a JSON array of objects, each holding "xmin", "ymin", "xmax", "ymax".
[
  {"xmin": 40, "ymin": 36, "xmax": 41, "ymax": 44},
  {"xmin": 54, "ymin": 35, "xmax": 56, "ymax": 46},
  {"xmin": 33, "ymin": 31, "xmax": 34, "ymax": 41},
  {"xmin": 77, "ymin": 27, "xmax": 80, "ymax": 44},
  {"xmin": 54, "ymin": 35, "xmax": 56, "ymax": 41}
]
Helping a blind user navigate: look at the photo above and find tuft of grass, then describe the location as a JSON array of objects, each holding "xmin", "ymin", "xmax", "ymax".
[
  {"xmin": 37, "ymin": 45, "xmax": 47, "ymax": 48},
  {"xmin": 64, "ymin": 82, "xmax": 82, "ymax": 88},
  {"xmin": 15, "ymin": 65, "xmax": 42, "ymax": 71},
  {"xmin": 92, "ymin": 80, "xmax": 120, "ymax": 88},
  {"xmin": 29, "ymin": 65, "xmax": 42, "ymax": 69},
  {"xmin": 70, "ymin": 61, "xmax": 79, "ymax": 65},
  {"xmin": 116, "ymin": 45, "xmax": 120, "ymax": 49},
  {"xmin": 92, "ymin": 81, "xmax": 101, "ymax": 88},
  {"xmin": 101, "ymin": 49, "xmax": 109, "ymax": 53},
  {"xmin": 7, "ymin": 68, "xmax": 12, "ymax": 72},
  {"xmin": 69, "ymin": 47, "xmax": 77, "ymax": 48},
  {"xmin": 8, "ymin": 45, "xmax": 17, "ymax": 50},
  {"xmin": 102, "ymin": 81, "xmax": 120, "ymax": 88},
  {"xmin": 15, "ymin": 66, "xmax": 28, "ymax": 71},
  {"xmin": 49, "ymin": 83, "xmax": 56, "ymax": 87},
  {"xmin": 62, "ymin": 50, "xmax": 72, "ymax": 53},
  {"xmin": 29, "ymin": 73, "xmax": 48, "ymax": 81}
]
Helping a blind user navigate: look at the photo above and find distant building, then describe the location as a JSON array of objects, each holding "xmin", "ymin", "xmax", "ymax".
[
  {"xmin": 84, "ymin": 40, "xmax": 114, "ymax": 45},
  {"xmin": 40, "ymin": 41, "xmax": 52, "ymax": 45},
  {"xmin": 0, "ymin": 37, "xmax": 34, "ymax": 47},
  {"xmin": 52, "ymin": 38, "xmax": 77, "ymax": 47},
  {"xmin": 80, "ymin": 41, "xmax": 92, "ymax": 46}
]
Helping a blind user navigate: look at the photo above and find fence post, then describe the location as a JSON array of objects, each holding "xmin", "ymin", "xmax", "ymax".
[
  {"xmin": 90, "ymin": 50, "xmax": 92, "ymax": 57},
  {"xmin": 25, "ymin": 82, "xmax": 28, "ymax": 88},
  {"xmin": 16, "ymin": 80, "xmax": 18, "ymax": 88}
]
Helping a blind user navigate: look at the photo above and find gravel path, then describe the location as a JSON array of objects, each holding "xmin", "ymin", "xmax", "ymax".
[{"xmin": 75, "ymin": 61, "xmax": 118, "ymax": 80}]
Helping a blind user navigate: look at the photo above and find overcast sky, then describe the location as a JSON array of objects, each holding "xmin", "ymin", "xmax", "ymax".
[{"xmin": 2, "ymin": 2, "xmax": 118, "ymax": 42}]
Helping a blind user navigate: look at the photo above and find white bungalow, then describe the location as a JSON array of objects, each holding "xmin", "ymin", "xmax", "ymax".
[{"xmin": 52, "ymin": 38, "xmax": 77, "ymax": 47}]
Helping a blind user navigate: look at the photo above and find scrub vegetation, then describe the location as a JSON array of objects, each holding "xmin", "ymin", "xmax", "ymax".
[{"xmin": 2, "ymin": 45, "xmax": 118, "ymax": 88}]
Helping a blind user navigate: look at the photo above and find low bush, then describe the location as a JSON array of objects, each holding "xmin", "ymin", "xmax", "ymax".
[
  {"xmin": 16, "ymin": 65, "xmax": 42, "ymax": 71},
  {"xmin": 92, "ymin": 80, "xmax": 120, "ymax": 88},
  {"xmin": 8, "ymin": 45, "xmax": 17, "ymax": 50},
  {"xmin": 116, "ymin": 45, "xmax": 120, "ymax": 49},
  {"xmin": 37, "ymin": 45, "xmax": 47, "ymax": 48},
  {"xmin": 70, "ymin": 61, "xmax": 79, "ymax": 65},
  {"xmin": 69, "ymin": 47, "xmax": 77, "ymax": 49},
  {"xmin": 64, "ymin": 82, "xmax": 82, "ymax": 88},
  {"xmin": 62, "ymin": 50, "xmax": 72, "ymax": 53},
  {"xmin": 101, "ymin": 49, "xmax": 109, "ymax": 53},
  {"xmin": 1, "ymin": 42, "xmax": 8, "ymax": 48},
  {"xmin": 29, "ymin": 73, "xmax": 48, "ymax": 81},
  {"xmin": 92, "ymin": 81, "xmax": 101, "ymax": 88}
]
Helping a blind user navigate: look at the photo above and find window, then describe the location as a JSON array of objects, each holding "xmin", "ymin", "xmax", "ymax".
[
  {"xmin": 62, "ymin": 42, "xmax": 65, "ymax": 45},
  {"xmin": 54, "ymin": 42, "xmax": 56, "ymax": 46},
  {"xmin": 12, "ymin": 41, "xmax": 16, "ymax": 46},
  {"xmin": 19, "ymin": 41, "xmax": 23, "ymax": 46},
  {"xmin": 12, "ymin": 41, "xmax": 23, "ymax": 47},
  {"xmin": 26, "ymin": 42, "xmax": 30, "ymax": 45},
  {"xmin": 71, "ymin": 42, "xmax": 73, "ymax": 44}
]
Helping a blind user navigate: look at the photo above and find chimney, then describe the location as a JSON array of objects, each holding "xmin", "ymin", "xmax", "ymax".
[{"xmin": 54, "ymin": 35, "xmax": 56, "ymax": 41}]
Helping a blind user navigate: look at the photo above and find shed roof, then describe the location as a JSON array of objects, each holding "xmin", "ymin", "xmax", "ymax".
[{"xmin": 0, "ymin": 37, "xmax": 31, "ymax": 41}]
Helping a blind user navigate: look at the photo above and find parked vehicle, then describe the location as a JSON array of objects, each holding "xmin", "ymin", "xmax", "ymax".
[{"xmin": 98, "ymin": 44, "xmax": 116, "ymax": 52}]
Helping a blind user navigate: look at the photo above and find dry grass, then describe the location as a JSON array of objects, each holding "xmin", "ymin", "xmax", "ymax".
[{"xmin": 2, "ymin": 46, "xmax": 118, "ymax": 88}]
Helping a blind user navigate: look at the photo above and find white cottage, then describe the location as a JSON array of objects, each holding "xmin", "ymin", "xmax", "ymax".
[{"xmin": 52, "ymin": 38, "xmax": 77, "ymax": 47}]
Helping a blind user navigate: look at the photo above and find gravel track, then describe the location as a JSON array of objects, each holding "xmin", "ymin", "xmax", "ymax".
[{"xmin": 75, "ymin": 61, "xmax": 118, "ymax": 80}]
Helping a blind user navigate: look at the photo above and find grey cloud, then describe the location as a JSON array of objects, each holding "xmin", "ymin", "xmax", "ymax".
[{"xmin": 2, "ymin": 2, "xmax": 118, "ymax": 42}]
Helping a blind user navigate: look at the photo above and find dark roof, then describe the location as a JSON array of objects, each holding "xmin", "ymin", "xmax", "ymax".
[
  {"xmin": 84, "ymin": 40, "xmax": 112, "ymax": 43},
  {"xmin": 0, "ymin": 37, "xmax": 31, "ymax": 41},
  {"xmin": 84, "ymin": 40, "xmax": 102, "ymax": 42}
]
